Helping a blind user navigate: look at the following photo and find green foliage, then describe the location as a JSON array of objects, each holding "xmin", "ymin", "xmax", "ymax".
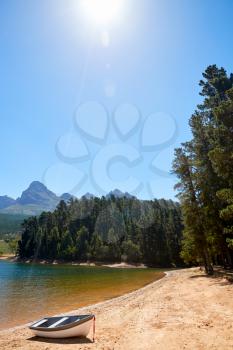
[
  {"xmin": 0, "ymin": 238, "xmax": 18, "ymax": 255},
  {"xmin": 75, "ymin": 226, "xmax": 89, "ymax": 260},
  {"xmin": 173, "ymin": 65, "xmax": 233, "ymax": 273},
  {"xmin": 8, "ymin": 238, "xmax": 19, "ymax": 254},
  {"xmin": 0, "ymin": 240, "xmax": 10, "ymax": 255},
  {"xmin": 121, "ymin": 240, "xmax": 142, "ymax": 263},
  {"xmin": 18, "ymin": 198, "xmax": 183, "ymax": 266},
  {"xmin": 0, "ymin": 214, "xmax": 28, "ymax": 234}
]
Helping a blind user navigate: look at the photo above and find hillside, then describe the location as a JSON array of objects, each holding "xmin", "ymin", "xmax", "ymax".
[
  {"xmin": 0, "ymin": 196, "xmax": 16, "ymax": 209},
  {"xmin": 0, "ymin": 214, "xmax": 28, "ymax": 234},
  {"xmin": 18, "ymin": 196, "xmax": 183, "ymax": 266}
]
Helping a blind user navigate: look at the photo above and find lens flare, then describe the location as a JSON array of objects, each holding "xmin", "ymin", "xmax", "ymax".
[{"xmin": 82, "ymin": 0, "xmax": 124, "ymax": 25}]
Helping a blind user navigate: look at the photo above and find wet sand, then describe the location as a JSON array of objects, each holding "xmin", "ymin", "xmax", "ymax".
[{"xmin": 0, "ymin": 268, "xmax": 233, "ymax": 350}]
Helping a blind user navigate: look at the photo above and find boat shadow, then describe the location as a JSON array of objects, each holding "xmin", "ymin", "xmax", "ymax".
[{"xmin": 28, "ymin": 336, "xmax": 93, "ymax": 344}]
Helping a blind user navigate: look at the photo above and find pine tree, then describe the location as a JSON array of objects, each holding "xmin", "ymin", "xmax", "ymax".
[{"xmin": 173, "ymin": 65, "xmax": 233, "ymax": 272}]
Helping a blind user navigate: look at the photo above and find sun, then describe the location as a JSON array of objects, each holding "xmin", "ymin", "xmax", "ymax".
[{"xmin": 81, "ymin": 0, "xmax": 124, "ymax": 25}]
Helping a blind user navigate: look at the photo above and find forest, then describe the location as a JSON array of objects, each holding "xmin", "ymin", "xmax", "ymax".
[
  {"xmin": 18, "ymin": 196, "xmax": 183, "ymax": 267},
  {"xmin": 173, "ymin": 65, "xmax": 233, "ymax": 274},
  {"xmin": 18, "ymin": 65, "xmax": 233, "ymax": 272}
]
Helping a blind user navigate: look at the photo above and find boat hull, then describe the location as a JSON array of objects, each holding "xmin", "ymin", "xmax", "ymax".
[{"xmin": 31, "ymin": 319, "xmax": 93, "ymax": 338}]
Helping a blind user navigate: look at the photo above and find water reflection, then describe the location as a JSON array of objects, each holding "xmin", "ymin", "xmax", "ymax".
[{"xmin": 0, "ymin": 261, "xmax": 163, "ymax": 329}]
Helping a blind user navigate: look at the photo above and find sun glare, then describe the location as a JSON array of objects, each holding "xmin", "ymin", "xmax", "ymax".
[{"xmin": 81, "ymin": 0, "xmax": 124, "ymax": 25}]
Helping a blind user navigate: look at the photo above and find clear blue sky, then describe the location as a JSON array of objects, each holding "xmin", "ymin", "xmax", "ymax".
[{"xmin": 1, "ymin": 0, "xmax": 233, "ymax": 200}]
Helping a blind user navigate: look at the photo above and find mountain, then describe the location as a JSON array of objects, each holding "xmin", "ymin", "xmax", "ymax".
[
  {"xmin": 82, "ymin": 192, "xmax": 95, "ymax": 200},
  {"xmin": 106, "ymin": 189, "xmax": 135, "ymax": 199},
  {"xmin": 0, "ymin": 182, "xmax": 137, "ymax": 216},
  {"xmin": 60, "ymin": 193, "xmax": 75, "ymax": 202},
  {"xmin": 17, "ymin": 181, "xmax": 59, "ymax": 207},
  {"xmin": 0, "ymin": 181, "xmax": 68, "ymax": 215},
  {"xmin": 0, "ymin": 196, "xmax": 16, "ymax": 210}
]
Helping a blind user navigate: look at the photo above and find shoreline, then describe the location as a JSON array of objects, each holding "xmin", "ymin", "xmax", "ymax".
[
  {"xmin": 0, "ymin": 271, "xmax": 168, "ymax": 334},
  {"xmin": 4, "ymin": 256, "xmax": 153, "ymax": 268},
  {"xmin": 0, "ymin": 254, "xmax": 14, "ymax": 260},
  {"xmin": 1, "ymin": 267, "xmax": 233, "ymax": 349},
  {"xmin": 1, "ymin": 268, "xmax": 233, "ymax": 349},
  {"xmin": 0, "ymin": 262, "xmax": 165, "ymax": 332}
]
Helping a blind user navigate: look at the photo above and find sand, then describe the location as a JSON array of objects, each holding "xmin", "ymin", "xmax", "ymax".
[
  {"xmin": 0, "ymin": 268, "xmax": 233, "ymax": 350},
  {"xmin": 8, "ymin": 258, "xmax": 147, "ymax": 268},
  {"xmin": 0, "ymin": 255, "xmax": 14, "ymax": 260}
]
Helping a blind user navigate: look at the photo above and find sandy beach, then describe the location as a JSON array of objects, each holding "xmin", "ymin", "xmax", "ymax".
[
  {"xmin": 5, "ymin": 256, "xmax": 147, "ymax": 268},
  {"xmin": 0, "ymin": 268, "xmax": 233, "ymax": 350},
  {"xmin": 0, "ymin": 255, "xmax": 15, "ymax": 260}
]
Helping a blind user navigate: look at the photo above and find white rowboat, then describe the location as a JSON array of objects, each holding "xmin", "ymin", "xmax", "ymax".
[{"xmin": 29, "ymin": 314, "xmax": 95, "ymax": 339}]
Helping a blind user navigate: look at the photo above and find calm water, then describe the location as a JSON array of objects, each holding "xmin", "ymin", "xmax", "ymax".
[{"xmin": 0, "ymin": 260, "xmax": 164, "ymax": 330}]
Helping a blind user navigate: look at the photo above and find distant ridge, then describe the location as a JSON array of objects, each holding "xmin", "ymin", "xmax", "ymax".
[
  {"xmin": 0, "ymin": 182, "xmax": 145, "ymax": 215},
  {"xmin": 106, "ymin": 189, "xmax": 135, "ymax": 199},
  {"xmin": 0, "ymin": 181, "xmax": 73, "ymax": 215},
  {"xmin": 82, "ymin": 192, "xmax": 95, "ymax": 200},
  {"xmin": 17, "ymin": 181, "xmax": 59, "ymax": 207},
  {"xmin": 60, "ymin": 193, "xmax": 75, "ymax": 202},
  {"xmin": 0, "ymin": 195, "xmax": 16, "ymax": 210}
]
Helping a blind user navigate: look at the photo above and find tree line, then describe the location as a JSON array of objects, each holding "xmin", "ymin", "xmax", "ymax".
[
  {"xmin": 18, "ymin": 196, "xmax": 183, "ymax": 267},
  {"xmin": 173, "ymin": 65, "xmax": 233, "ymax": 274}
]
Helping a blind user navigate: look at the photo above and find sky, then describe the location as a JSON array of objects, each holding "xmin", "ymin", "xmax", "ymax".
[{"xmin": 1, "ymin": 0, "xmax": 233, "ymax": 200}]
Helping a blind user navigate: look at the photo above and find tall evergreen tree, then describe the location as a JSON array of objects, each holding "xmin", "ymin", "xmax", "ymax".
[{"xmin": 173, "ymin": 65, "xmax": 233, "ymax": 272}]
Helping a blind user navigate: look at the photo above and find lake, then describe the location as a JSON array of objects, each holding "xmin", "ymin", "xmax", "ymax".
[{"xmin": 0, "ymin": 260, "xmax": 164, "ymax": 330}]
